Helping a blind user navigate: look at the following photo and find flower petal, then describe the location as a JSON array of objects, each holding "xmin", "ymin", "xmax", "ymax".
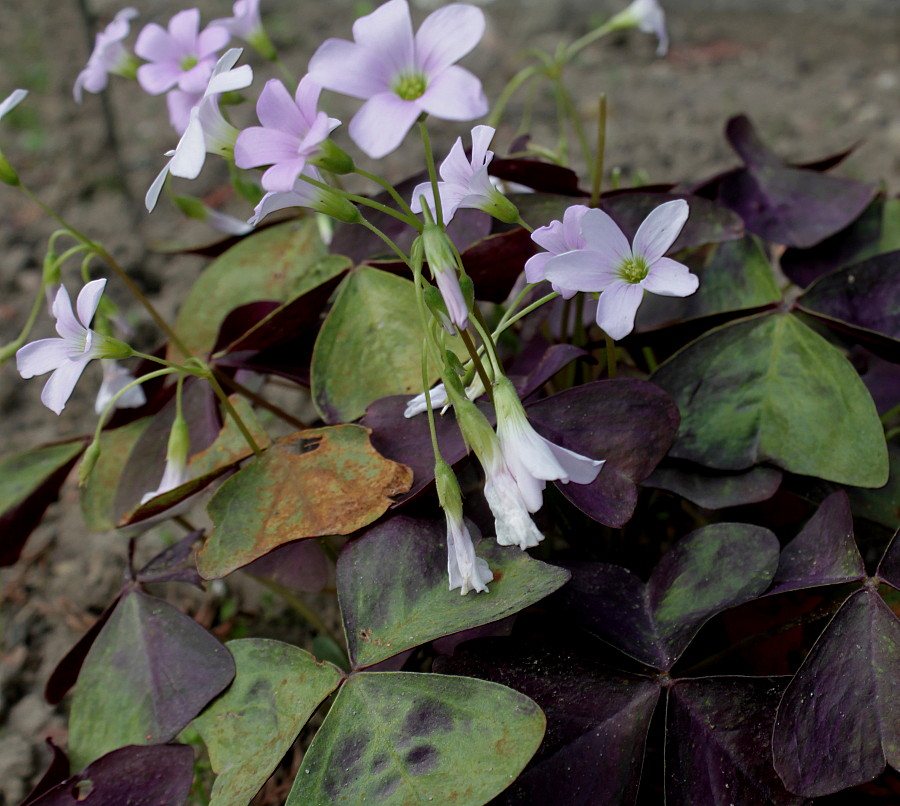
[
  {"xmin": 254, "ymin": 78, "xmax": 302, "ymax": 134},
  {"xmin": 234, "ymin": 126, "xmax": 303, "ymax": 170},
  {"xmin": 531, "ymin": 218, "xmax": 569, "ymax": 256},
  {"xmin": 168, "ymin": 109, "xmax": 206, "ymax": 178},
  {"xmin": 643, "ymin": 256, "xmax": 699, "ymax": 297},
  {"xmin": 579, "ymin": 207, "xmax": 632, "ymax": 264},
  {"xmin": 415, "ymin": 3, "xmax": 485, "ymax": 75},
  {"xmin": 262, "ymin": 158, "xmax": 308, "ymax": 193},
  {"xmin": 632, "ymin": 198, "xmax": 689, "ymax": 264},
  {"xmin": 348, "ymin": 93, "xmax": 420, "ymax": 158},
  {"xmin": 543, "ymin": 250, "xmax": 619, "ymax": 293},
  {"xmin": 0, "ymin": 88, "xmax": 28, "ymax": 119},
  {"xmin": 16, "ymin": 338, "xmax": 69, "ymax": 378},
  {"xmin": 308, "ymin": 38, "xmax": 390, "ymax": 99},
  {"xmin": 544, "ymin": 440, "xmax": 604, "ymax": 485},
  {"xmin": 195, "ymin": 23, "xmax": 231, "ymax": 59},
  {"xmin": 145, "ymin": 162, "xmax": 170, "ymax": 213},
  {"xmin": 418, "ymin": 65, "xmax": 487, "ymax": 120},
  {"xmin": 137, "ymin": 62, "xmax": 180, "ymax": 95},
  {"xmin": 75, "ymin": 279, "xmax": 107, "ymax": 328},
  {"xmin": 41, "ymin": 358, "xmax": 89, "ymax": 415},
  {"xmin": 167, "ymin": 8, "xmax": 200, "ymax": 51},
  {"xmin": 51, "ymin": 285, "xmax": 82, "ymax": 342},
  {"xmin": 165, "ymin": 89, "xmax": 200, "ymax": 134},
  {"xmin": 351, "ymin": 0, "xmax": 414, "ymax": 76},
  {"xmin": 469, "ymin": 124, "xmax": 495, "ymax": 167},
  {"xmin": 135, "ymin": 22, "xmax": 178, "ymax": 63},
  {"xmin": 562, "ymin": 204, "xmax": 591, "ymax": 248},
  {"xmin": 523, "ymin": 252, "xmax": 552, "ymax": 285},
  {"xmin": 437, "ymin": 135, "xmax": 470, "ymax": 186},
  {"xmin": 595, "ymin": 281, "xmax": 644, "ymax": 340}
]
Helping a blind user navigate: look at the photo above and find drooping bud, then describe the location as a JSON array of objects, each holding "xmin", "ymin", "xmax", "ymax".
[{"xmin": 421, "ymin": 223, "xmax": 469, "ymax": 331}]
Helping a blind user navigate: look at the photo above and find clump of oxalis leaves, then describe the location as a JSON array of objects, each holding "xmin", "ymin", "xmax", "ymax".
[{"xmin": 2, "ymin": 0, "xmax": 899, "ymax": 804}]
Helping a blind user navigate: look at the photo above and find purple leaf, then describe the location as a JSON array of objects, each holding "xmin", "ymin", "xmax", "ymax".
[
  {"xmin": 876, "ymin": 530, "xmax": 900, "ymax": 591},
  {"xmin": 459, "ymin": 227, "xmax": 537, "ymax": 303},
  {"xmin": 67, "ymin": 589, "xmax": 235, "ymax": 769},
  {"xmin": 769, "ymin": 491, "xmax": 865, "ymax": 595},
  {"xmin": 135, "ymin": 530, "xmax": 204, "ymax": 588},
  {"xmin": 211, "ymin": 300, "xmax": 280, "ymax": 353},
  {"xmin": 561, "ymin": 524, "xmax": 779, "ymax": 669},
  {"xmin": 716, "ymin": 115, "xmax": 875, "ymax": 248},
  {"xmin": 242, "ymin": 538, "xmax": 331, "ymax": 593},
  {"xmin": 21, "ymin": 739, "xmax": 69, "ymax": 806},
  {"xmin": 643, "ymin": 460, "xmax": 782, "ymax": 510},
  {"xmin": 773, "ymin": 589, "xmax": 900, "ymax": 797},
  {"xmin": 508, "ymin": 341, "xmax": 591, "ymax": 400},
  {"xmin": 666, "ymin": 677, "xmax": 804, "ymax": 806},
  {"xmin": 26, "ymin": 744, "xmax": 193, "ymax": 806},
  {"xmin": 435, "ymin": 639, "xmax": 659, "ymax": 806},
  {"xmin": 489, "ymin": 156, "xmax": 584, "ymax": 195},
  {"xmin": 525, "ymin": 380, "xmax": 680, "ymax": 527}
]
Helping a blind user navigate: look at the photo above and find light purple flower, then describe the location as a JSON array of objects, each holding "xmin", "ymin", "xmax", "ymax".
[
  {"xmin": 135, "ymin": 8, "xmax": 230, "ymax": 96},
  {"xmin": 613, "ymin": 0, "xmax": 669, "ymax": 57},
  {"xmin": 16, "ymin": 280, "xmax": 125, "ymax": 415},
  {"xmin": 234, "ymin": 76, "xmax": 339, "ymax": 193},
  {"xmin": 308, "ymin": 0, "xmax": 488, "ymax": 158},
  {"xmin": 74, "ymin": 8, "xmax": 139, "ymax": 102},
  {"xmin": 0, "ymin": 89, "xmax": 28, "ymax": 120},
  {"xmin": 482, "ymin": 452, "xmax": 546, "ymax": 549},
  {"xmin": 248, "ymin": 167, "xmax": 358, "ymax": 226},
  {"xmin": 542, "ymin": 199, "xmax": 698, "ymax": 340},
  {"xmin": 211, "ymin": 0, "xmax": 262, "ymax": 40},
  {"xmin": 94, "ymin": 359, "xmax": 146, "ymax": 415},
  {"xmin": 410, "ymin": 125, "xmax": 517, "ymax": 224},
  {"xmin": 524, "ymin": 204, "xmax": 590, "ymax": 300},
  {"xmin": 446, "ymin": 510, "xmax": 493, "ymax": 594},
  {"xmin": 140, "ymin": 454, "xmax": 189, "ymax": 504},
  {"xmin": 146, "ymin": 48, "xmax": 253, "ymax": 212},
  {"xmin": 166, "ymin": 88, "xmax": 203, "ymax": 135}
]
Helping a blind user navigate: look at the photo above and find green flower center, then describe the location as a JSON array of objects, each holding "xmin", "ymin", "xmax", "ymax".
[
  {"xmin": 617, "ymin": 255, "xmax": 649, "ymax": 284},
  {"xmin": 393, "ymin": 72, "xmax": 428, "ymax": 101},
  {"xmin": 180, "ymin": 55, "xmax": 199, "ymax": 71}
]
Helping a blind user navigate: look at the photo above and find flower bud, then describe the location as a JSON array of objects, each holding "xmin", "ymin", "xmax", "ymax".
[
  {"xmin": 312, "ymin": 139, "xmax": 355, "ymax": 175},
  {"xmin": 78, "ymin": 440, "xmax": 102, "ymax": 486},
  {"xmin": 0, "ymin": 152, "xmax": 19, "ymax": 186},
  {"xmin": 421, "ymin": 224, "xmax": 469, "ymax": 330}
]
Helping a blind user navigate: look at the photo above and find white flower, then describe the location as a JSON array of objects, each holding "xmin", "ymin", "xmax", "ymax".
[
  {"xmin": 483, "ymin": 451, "xmax": 546, "ymax": 549},
  {"xmin": 146, "ymin": 48, "xmax": 253, "ymax": 211},
  {"xmin": 94, "ymin": 359, "xmax": 146, "ymax": 415},
  {"xmin": 404, "ymin": 373, "xmax": 484, "ymax": 419},
  {"xmin": 446, "ymin": 510, "xmax": 493, "ymax": 595},
  {"xmin": 613, "ymin": 0, "xmax": 669, "ymax": 57},
  {"xmin": 140, "ymin": 456, "xmax": 189, "ymax": 504},
  {"xmin": 0, "ymin": 89, "xmax": 28, "ymax": 120},
  {"xmin": 74, "ymin": 8, "xmax": 138, "ymax": 102}
]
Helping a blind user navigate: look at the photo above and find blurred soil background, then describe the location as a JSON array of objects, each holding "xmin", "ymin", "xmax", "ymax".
[{"xmin": 0, "ymin": 0, "xmax": 898, "ymax": 801}]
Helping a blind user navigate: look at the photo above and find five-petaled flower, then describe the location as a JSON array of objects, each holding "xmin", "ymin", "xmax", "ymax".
[
  {"xmin": 234, "ymin": 76, "xmax": 340, "ymax": 193},
  {"xmin": 308, "ymin": 0, "xmax": 488, "ymax": 158},
  {"xmin": 16, "ymin": 280, "xmax": 131, "ymax": 415},
  {"xmin": 74, "ymin": 8, "xmax": 139, "ymax": 102},
  {"xmin": 146, "ymin": 48, "xmax": 253, "ymax": 212},
  {"xmin": 524, "ymin": 203, "xmax": 591, "ymax": 300},
  {"xmin": 135, "ymin": 8, "xmax": 230, "ymax": 96},
  {"xmin": 538, "ymin": 199, "xmax": 698, "ymax": 340},
  {"xmin": 410, "ymin": 124, "xmax": 517, "ymax": 224}
]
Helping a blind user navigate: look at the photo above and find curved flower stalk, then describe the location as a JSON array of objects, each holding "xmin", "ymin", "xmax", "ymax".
[
  {"xmin": 410, "ymin": 125, "xmax": 518, "ymax": 225},
  {"xmin": 146, "ymin": 48, "xmax": 253, "ymax": 212},
  {"xmin": 94, "ymin": 360, "xmax": 146, "ymax": 415},
  {"xmin": 524, "ymin": 203, "xmax": 591, "ymax": 300},
  {"xmin": 248, "ymin": 167, "xmax": 360, "ymax": 226},
  {"xmin": 74, "ymin": 7, "xmax": 139, "ymax": 102},
  {"xmin": 540, "ymin": 199, "xmax": 698, "ymax": 340},
  {"xmin": 234, "ymin": 76, "xmax": 340, "ymax": 193},
  {"xmin": 135, "ymin": 8, "xmax": 230, "ymax": 96},
  {"xmin": 16, "ymin": 280, "xmax": 132, "ymax": 415},
  {"xmin": 308, "ymin": 0, "xmax": 488, "ymax": 158}
]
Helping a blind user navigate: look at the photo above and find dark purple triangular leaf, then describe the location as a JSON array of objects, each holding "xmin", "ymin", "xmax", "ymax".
[
  {"xmin": 489, "ymin": 157, "xmax": 584, "ymax": 195},
  {"xmin": 44, "ymin": 593, "xmax": 122, "ymax": 706},
  {"xmin": 769, "ymin": 491, "xmax": 865, "ymax": 595},
  {"xmin": 0, "ymin": 440, "xmax": 85, "ymax": 566},
  {"xmin": 643, "ymin": 460, "xmax": 782, "ymax": 510},
  {"xmin": 67, "ymin": 589, "xmax": 234, "ymax": 769},
  {"xmin": 717, "ymin": 115, "xmax": 875, "ymax": 248},
  {"xmin": 525, "ymin": 380, "xmax": 680, "ymax": 527},
  {"xmin": 460, "ymin": 226, "xmax": 537, "ymax": 303},
  {"xmin": 135, "ymin": 530, "xmax": 204, "ymax": 588},
  {"xmin": 435, "ymin": 639, "xmax": 659, "ymax": 806},
  {"xmin": 796, "ymin": 251, "xmax": 900, "ymax": 360},
  {"xmin": 242, "ymin": 537, "xmax": 331, "ymax": 593},
  {"xmin": 666, "ymin": 677, "xmax": 804, "ymax": 806},
  {"xmin": 21, "ymin": 739, "xmax": 69, "ymax": 806},
  {"xmin": 211, "ymin": 300, "xmax": 280, "ymax": 353},
  {"xmin": 773, "ymin": 589, "xmax": 900, "ymax": 797},
  {"xmin": 27, "ymin": 744, "xmax": 193, "ymax": 806},
  {"xmin": 876, "ymin": 530, "xmax": 900, "ymax": 590},
  {"xmin": 508, "ymin": 341, "xmax": 591, "ymax": 400}
]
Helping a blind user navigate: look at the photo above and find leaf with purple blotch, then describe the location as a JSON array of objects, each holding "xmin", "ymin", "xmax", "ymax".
[
  {"xmin": 67, "ymin": 588, "xmax": 234, "ymax": 770},
  {"xmin": 769, "ymin": 490, "xmax": 865, "ymax": 595},
  {"xmin": 242, "ymin": 538, "xmax": 331, "ymax": 593},
  {"xmin": 284, "ymin": 672, "xmax": 545, "ymax": 806},
  {"xmin": 643, "ymin": 460, "xmax": 782, "ymax": 509},
  {"xmin": 652, "ymin": 313, "xmax": 889, "ymax": 487},
  {"xmin": 781, "ymin": 197, "xmax": 900, "ymax": 287},
  {"xmin": 337, "ymin": 515, "xmax": 570, "ymax": 669},
  {"xmin": 635, "ymin": 235, "xmax": 780, "ymax": 332},
  {"xmin": 772, "ymin": 589, "xmax": 900, "ymax": 797},
  {"xmin": 716, "ymin": 115, "xmax": 875, "ymax": 248},
  {"xmin": 0, "ymin": 439, "xmax": 84, "ymax": 566},
  {"xmin": 135, "ymin": 530, "xmax": 204, "ymax": 588},
  {"xmin": 525, "ymin": 380, "xmax": 680, "ymax": 528},
  {"xmin": 435, "ymin": 639, "xmax": 659, "ymax": 806},
  {"xmin": 561, "ymin": 523, "xmax": 779, "ymax": 669},
  {"xmin": 193, "ymin": 639, "xmax": 344, "ymax": 806},
  {"xmin": 25, "ymin": 744, "xmax": 194, "ymax": 806},
  {"xmin": 795, "ymin": 251, "xmax": 900, "ymax": 361},
  {"xmin": 666, "ymin": 677, "xmax": 804, "ymax": 806}
]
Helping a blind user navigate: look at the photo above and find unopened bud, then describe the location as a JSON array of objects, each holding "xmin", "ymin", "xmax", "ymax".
[
  {"xmin": 434, "ymin": 457, "xmax": 463, "ymax": 518},
  {"xmin": 167, "ymin": 413, "xmax": 191, "ymax": 468},
  {"xmin": 0, "ymin": 153, "xmax": 19, "ymax": 186},
  {"xmin": 78, "ymin": 440, "xmax": 102, "ymax": 486},
  {"xmin": 312, "ymin": 140, "xmax": 355, "ymax": 175}
]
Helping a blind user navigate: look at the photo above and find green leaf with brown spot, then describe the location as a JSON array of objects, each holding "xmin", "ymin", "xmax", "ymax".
[
  {"xmin": 194, "ymin": 638, "xmax": 344, "ymax": 806},
  {"xmin": 285, "ymin": 672, "xmax": 545, "ymax": 806},
  {"xmin": 338, "ymin": 516, "xmax": 571, "ymax": 669},
  {"xmin": 198, "ymin": 425, "xmax": 413, "ymax": 579},
  {"xmin": 173, "ymin": 219, "xmax": 349, "ymax": 357},
  {"xmin": 311, "ymin": 266, "xmax": 429, "ymax": 424}
]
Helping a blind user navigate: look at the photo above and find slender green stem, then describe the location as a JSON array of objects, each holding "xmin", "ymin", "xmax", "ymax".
[
  {"xmin": 204, "ymin": 370, "xmax": 264, "ymax": 457},
  {"xmin": 886, "ymin": 426, "xmax": 900, "ymax": 441},
  {"xmin": 92, "ymin": 368, "xmax": 179, "ymax": 444},
  {"xmin": 460, "ymin": 328, "xmax": 494, "ymax": 402},
  {"xmin": 359, "ymin": 217, "xmax": 409, "ymax": 263},
  {"xmin": 468, "ymin": 315, "xmax": 503, "ymax": 380},
  {"xmin": 254, "ymin": 576, "xmax": 344, "ymax": 649},
  {"xmin": 421, "ymin": 340, "xmax": 442, "ymax": 458},
  {"xmin": 487, "ymin": 63, "xmax": 543, "ymax": 129},
  {"xmin": 515, "ymin": 215, "xmax": 534, "ymax": 233},
  {"xmin": 130, "ymin": 350, "xmax": 188, "ymax": 371},
  {"xmin": 272, "ymin": 55, "xmax": 296, "ymax": 90},
  {"xmin": 214, "ymin": 369, "xmax": 308, "ymax": 430},
  {"xmin": 880, "ymin": 401, "xmax": 900, "ymax": 426},
  {"xmin": 355, "ymin": 168, "xmax": 419, "ymax": 221},
  {"xmin": 565, "ymin": 21, "xmax": 616, "ymax": 61},
  {"xmin": 418, "ymin": 120, "xmax": 443, "ymax": 225},
  {"xmin": 1, "ymin": 278, "xmax": 47, "ymax": 365},
  {"xmin": 496, "ymin": 291, "xmax": 560, "ymax": 334},
  {"xmin": 299, "ymin": 173, "xmax": 420, "ymax": 229},
  {"xmin": 590, "ymin": 94, "xmax": 607, "ymax": 207},
  {"xmin": 496, "ymin": 282, "xmax": 539, "ymax": 331}
]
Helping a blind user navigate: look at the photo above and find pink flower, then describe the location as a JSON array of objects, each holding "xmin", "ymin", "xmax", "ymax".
[
  {"xmin": 410, "ymin": 125, "xmax": 517, "ymax": 224},
  {"xmin": 308, "ymin": 0, "xmax": 488, "ymax": 158},
  {"xmin": 16, "ymin": 280, "xmax": 129, "ymax": 415},
  {"xmin": 524, "ymin": 204, "xmax": 591, "ymax": 300},
  {"xmin": 234, "ymin": 76, "xmax": 339, "ymax": 193},
  {"xmin": 541, "ymin": 199, "xmax": 698, "ymax": 340},
  {"xmin": 74, "ymin": 8, "xmax": 139, "ymax": 102},
  {"xmin": 135, "ymin": 8, "xmax": 230, "ymax": 96},
  {"xmin": 211, "ymin": 0, "xmax": 262, "ymax": 40}
]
